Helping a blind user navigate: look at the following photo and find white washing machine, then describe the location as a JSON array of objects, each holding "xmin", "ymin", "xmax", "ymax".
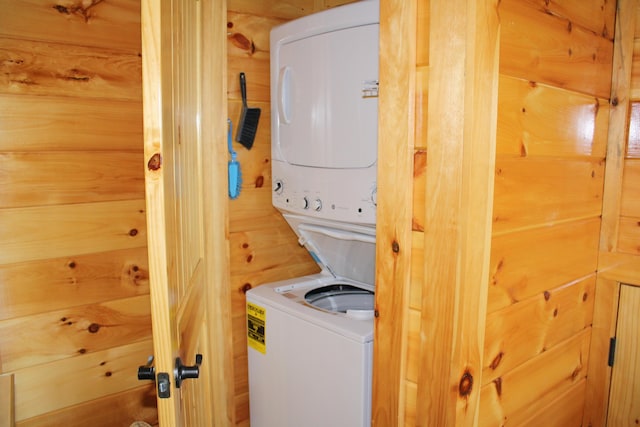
[
  {"xmin": 246, "ymin": 214, "xmax": 376, "ymax": 427},
  {"xmin": 246, "ymin": 1, "xmax": 379, "ymax": 426}
]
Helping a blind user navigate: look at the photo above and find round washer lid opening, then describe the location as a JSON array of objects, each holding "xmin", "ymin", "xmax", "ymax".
[{"xmin": 305, "ymin": 284, "xmax": 374, "ymax": 314}]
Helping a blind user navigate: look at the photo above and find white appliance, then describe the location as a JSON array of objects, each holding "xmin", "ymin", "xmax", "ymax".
[
  {"xmin": 246, "ymin": 1, "xmax": 380, "ymax": 426},
  {"xmin": 270, "ymin": 0, "xmax": 379, "ymax": 226},
  {"xmin": 246, "ymin": 214, "xmax": 376, "ymax": 427}
]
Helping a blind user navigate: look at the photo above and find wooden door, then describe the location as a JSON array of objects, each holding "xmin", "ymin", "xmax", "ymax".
[
  {"xmin": 141, "ymin": 0, "xmax": 233, "ymax": 425},
  {"xmin": 607, "ymin": 284, "xmax": 640, "ymax": 426}
]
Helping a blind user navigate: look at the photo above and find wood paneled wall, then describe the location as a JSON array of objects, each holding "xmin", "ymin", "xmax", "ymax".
[
  {"xmin": 375, "ymin": 0, "xmax": 621, "ymax": 425},
  {"xmin": 0, "ymin": 1, "xmax": 157, "ymax": 425},
  {"xmin": 585, "ymin": 1, "xmax": 640, "ymax": 425},
  {"xmin": 225, "ymin": 1, "xmax": 355, "ymax": 425},
  {"xmin": 480, "ymin": 1, "xmax": 614, "ymax": 424}
]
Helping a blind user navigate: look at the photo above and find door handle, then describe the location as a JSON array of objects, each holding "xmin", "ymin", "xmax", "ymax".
[{"xmin": 175, "ymin": 354, "xmax": 203, "ymax": 388}]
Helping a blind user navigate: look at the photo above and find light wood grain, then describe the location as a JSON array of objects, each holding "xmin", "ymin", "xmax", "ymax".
[
  {"xmin": 0, "ymin": 199, "xmax": 147, "ymax": 265},
  {"xmin": 606, "ymin": 284, "xmax": 640, "ymax": 426},
  {"xmin": 518, "ymin": 379, "xmax": 586, "ymax": 427},
  {"xmin": 621, "ymin": 159, "xmax": 640, "ymax": 215},
  {"xmin": 584, "ymin": 277, "xmax": 618, "ymax": 426},
  {"xmin": 15, "ymin": 384, "xmax": 157, "ymax": 427},
  {"xmin": 408, "ymin": 231, "xmax": 424, "ymax": 310},
  {"xmin": 0, "ymin": 0, "xmax": 141, "ymax": 51},
  {"xmin": 0, "ymin": 373, "xmax": 14, "ymax": 427},
  {"xmin": 618, "ymin": 216, "xmax": 640, "ymax": 255},
  {"xmin": 492, "ymin": 157, "xmax": 604, "ymax": 233},
  {"xmin": 600, "ymin": 0, "xmax": 637, "ymax": 254},
  {"xmin": 13, "ymin": 340, "xmax": 154, "ymax": 422},
  {"xmin": 228, "ymin": 0, "xmax": 315, "ymax": 19},
  {"xmin": 630, "ymin": 38, "xmax": 640, "ymax": 99},
  {"xmin": 598, "ymin": 251, "xmax": 640, "ymax": 284},
  {"xmin": 0, "ymin": 295, "xmax": 151, "ymax": 371},
  {"xmin": 227, "ymin": 12, "xmax": 282, "ymax": 61},
  {"xmin": 416, "ymin": 0, "xmax": 499, "ymax": 425},
  {"xmin": 0, "ymin": 94, "xmax": 142, "ymax": 152},
  {"xmin": 0, "ymin": 38, "xmax": 141, "ymax": 100},
  {"xmin": 488, "ymin": 219, "xmax": 600, "ymax": 313},
  {"xmin": 405, "ymin": 308, "xmax": 421, "ymax": 384},
  {"xmin": 626, "ymin": 103, "xmax": 640, "ymax": 157},
  {"xmin": 0, "ymin": 152, "xmax": 145, "ymax": 208},
  {"xmin": 0, "ymin": 247, "xmax": 148, "ymax": 321},
  {"xmin": 514, "ymin": 0, "xmax": 616, "ymax": 39},
  {"xmin": 483, "ymin": 276, "xmax": 595, "ymax": 385},
  {"xmin": 497, "ymin": 76, "xmax": 609, "ymax": 159},
  {"xmin": 372, "ymin": 0, "xmax": 416, "ymax": 425},
  {"xmin": 499, "ymin": 0, "xmax": 613, "ymax": 99},
  {"xmin": 478, "ymin": 329, "xmax": 590, "ymax": 427}
]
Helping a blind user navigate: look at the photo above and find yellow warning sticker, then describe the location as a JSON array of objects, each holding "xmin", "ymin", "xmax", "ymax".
[{"xmin": 247, "ymin": 302, "xmax": 266, "ymax": 354}]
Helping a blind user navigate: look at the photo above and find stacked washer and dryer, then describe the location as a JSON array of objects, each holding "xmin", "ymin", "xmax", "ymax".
[{"xmin": 246, "ymin": 1, "xmax": 379, "ymax": 426}]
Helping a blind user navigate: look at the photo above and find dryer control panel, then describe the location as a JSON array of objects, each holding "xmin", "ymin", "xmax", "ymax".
[{"xmin": 272, "ymin": 159, "xmax": 377, "ymax": 225}]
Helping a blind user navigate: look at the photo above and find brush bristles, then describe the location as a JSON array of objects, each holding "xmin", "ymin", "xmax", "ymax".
[{"xmin": 237, "ymin": 109, "xmax": 261, "ymax": 149}]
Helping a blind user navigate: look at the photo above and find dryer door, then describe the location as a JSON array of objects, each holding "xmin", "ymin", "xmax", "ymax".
[{"xmin": 275, "ymin": 23, "xmax": 379, "ymax": 169}]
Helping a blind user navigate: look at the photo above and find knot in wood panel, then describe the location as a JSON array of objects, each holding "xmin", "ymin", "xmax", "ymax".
[
  {"xmin": 147, "ymin": 153, "xmax": 162, "ymax": 171},
  {"xmin": 458, "ymin": 370, "xmax": 473, "ymax": 397},
  {"xmin": 52, "ymin": 0, "xmax": 105, "ymax": 23},
  {"xmin": 229, "ymin": 33, "xmax": 256, "ymax": 55}
]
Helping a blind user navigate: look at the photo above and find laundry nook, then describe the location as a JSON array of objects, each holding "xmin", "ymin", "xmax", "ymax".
[{"xmin": 1, "ymin": 0, "xmax": 639, "ymax": 426}]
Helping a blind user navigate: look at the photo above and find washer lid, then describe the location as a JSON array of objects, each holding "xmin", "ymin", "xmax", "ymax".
[{"xmin": 295, "ymin": 221, "xmax": 376, "ymax": 284}]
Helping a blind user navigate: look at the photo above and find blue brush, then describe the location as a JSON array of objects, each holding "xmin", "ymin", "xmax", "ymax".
[{"xmin": 228, "ymin": 119, "xmax": 242, "ymax": 199}]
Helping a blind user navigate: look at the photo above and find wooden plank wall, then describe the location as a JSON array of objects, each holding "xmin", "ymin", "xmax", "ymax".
[
  {"xmin": 387, "ymin": 0, "xmax": 618, "ymax": 425},
  {"xmin": 585, "ymin": 1, "xmax": 640, "ymax": 425},
  {"xmin": 619, "ymin": 3, "xmax": 640, "ymax": 259},
  {"xmin": 225, "ymin": 1, "xmax": 355, "ymax": 424},
  {"xmin": 479, "ymin": 1, "xmax": 615, "ymax": 425},
  {"xmin": 0, "ymin": 1, "xmax": 157, "ymax": 425}
]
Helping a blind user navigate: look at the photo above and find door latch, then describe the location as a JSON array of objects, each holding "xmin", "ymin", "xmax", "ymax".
[
  {"xmin": 175, "ymin": 354, "xmax": 203, "ymax": 388},
  {"xmin": 137, "ymin": 355, "xmax": 171, "ymax": 399},
  {"xmin": 137, "ymin": 354, "xmax": 203, "ymax": 398},
  {"xmin": 137, "ymin": 355, "xmax": 155, "ymax": 380}
]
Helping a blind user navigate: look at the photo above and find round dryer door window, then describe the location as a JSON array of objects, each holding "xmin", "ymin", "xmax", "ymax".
[{"xmin": 305, "ymin": 284, "xmax": 374, "ymax": 319}]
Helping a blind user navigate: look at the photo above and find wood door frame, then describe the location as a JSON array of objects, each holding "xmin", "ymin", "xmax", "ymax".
[
  {"xmin": 200, "ymin": 0, "xmax": 235, "ymax": 424},
  {"xmin": 372, "ymin": 0, "xmax": 500, "ymax": 425}
]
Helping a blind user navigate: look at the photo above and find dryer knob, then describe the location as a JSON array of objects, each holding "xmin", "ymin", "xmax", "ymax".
[
  {"xmin": 312, "ymin": 199, "xmax": 322, "ymax": 212},
  {"xmin": 301, "ymin": 197, "xmax": 309, "ymax": 209}
]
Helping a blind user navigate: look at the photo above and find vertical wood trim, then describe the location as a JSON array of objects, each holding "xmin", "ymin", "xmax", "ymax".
[
  {"xmin": 141, "ymin": 0, "xmax": 178, "ymax": 423},
  {"xmin": 583, "ymin": 277, "xmax": 621, "ymax": 427},
  {"xmin": 416, "ymin": 0, "xmax": 499, "ymax": 425},
  {"xmin": 599, "ymin": 0, "xmax": 638, "ymax": 255},
  {"xmin": 201, "ymin": 0, "xmax": 235, "ymax": 425},
  {"xmin": 372, "ymin": 0, "xmax": 417, "ymax": 425},
  {"xmin": 0, "ymin": 373, "xmax": 14, "ymax": 427}
]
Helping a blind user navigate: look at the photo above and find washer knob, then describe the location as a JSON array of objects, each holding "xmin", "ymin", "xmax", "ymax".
[
  {"xmin": 301, "ymin": 197, "xmax": 309, "ymax": 209},
  {"xmin": 312, "ymin": 199, "xmax": 322, "ymax": 212}
]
